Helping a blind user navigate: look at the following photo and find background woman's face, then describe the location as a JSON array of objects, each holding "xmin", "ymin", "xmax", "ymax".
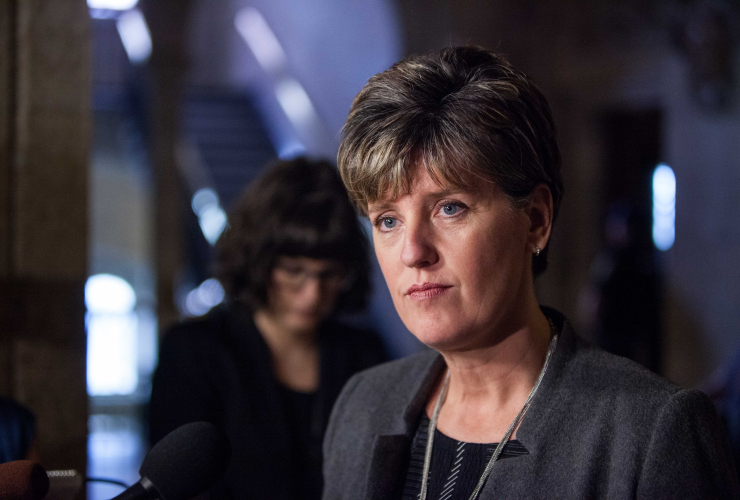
[
  {"xmin": 265, "ymin": 256, "xmax": 345, "ymax": 335},
  {"xmin": 368, "ymin": 166, "xmax": 532, "ymax": 352}
]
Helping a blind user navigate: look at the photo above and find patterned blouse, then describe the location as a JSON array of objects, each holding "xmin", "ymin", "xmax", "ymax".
[{"xmin": 401, "ymin": 413, "xmax": 529, "ymax": 500}]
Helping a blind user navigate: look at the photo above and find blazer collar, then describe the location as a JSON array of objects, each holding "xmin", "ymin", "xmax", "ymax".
[
  {"xmin": 515, "ymin": 307, "xmax": 578, "ymax": 451},
  {"xmin": 379, "ymin": 307, "xmax": 576, "ymax": 441},
  {"xmin": 366, "ymin": 351, "xmax": 445, "ymax": 499},
  {"xmin": 365, "ymin": 307, "xmax": 579, "ymax": 499}
]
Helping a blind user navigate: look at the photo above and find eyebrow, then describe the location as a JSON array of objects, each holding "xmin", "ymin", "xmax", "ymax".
[
  {"xmin": 423, "ymin": 187, "xmax": 467, "ymax": 199},
  {"xmin": 367, "ymin": 187, "xmax": 469, "ymax": 214},
  {"xmin": 367, "ymin": 201, "xmax": 394, "ymax": 214}
]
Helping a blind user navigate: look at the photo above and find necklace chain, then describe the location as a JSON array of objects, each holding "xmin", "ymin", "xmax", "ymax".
[{"xmin": 418, "ymin": 318, "xmax": 559, "ymax": 500}]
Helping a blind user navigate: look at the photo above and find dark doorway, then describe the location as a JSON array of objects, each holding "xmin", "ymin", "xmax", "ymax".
[
  {"xmin": 601, "ymin": 109, "xmax": 662, "ymax": 216},
  {"xmin": 587, "ymin": 108, "xmax": 663, "ymax": 373}
]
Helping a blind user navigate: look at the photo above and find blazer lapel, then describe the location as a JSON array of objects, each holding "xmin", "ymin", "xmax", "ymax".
[
  {"xmin": 365, "ymin": 352, "xmax": 446, "ymax": 500},
  {"xmin": 366, "ymin": 434, "xmax": 412, "ymax": 500}
]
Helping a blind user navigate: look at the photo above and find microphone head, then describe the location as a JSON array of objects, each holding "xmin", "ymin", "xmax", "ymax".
[
  {"xmin": 0, "ymin": 460, "xmax": 50, "ymax": 500},
  {"xmin": 141, "ymin": 421, "xmax": 231, "ymax": 500}
]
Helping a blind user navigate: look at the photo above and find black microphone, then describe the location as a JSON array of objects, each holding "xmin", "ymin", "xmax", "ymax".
[
  {"xmin": 0, "ymin": 460, "xmax": 50, "ymax": 500},
  {"xmin": 112, "ymin": 421, "xmax": 231, "ymax": 500}
]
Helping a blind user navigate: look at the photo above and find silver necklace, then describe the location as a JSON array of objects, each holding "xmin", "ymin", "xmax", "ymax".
[{"xmin": 419, "ymin": 320, "xmax": 559, "ymax": 500}]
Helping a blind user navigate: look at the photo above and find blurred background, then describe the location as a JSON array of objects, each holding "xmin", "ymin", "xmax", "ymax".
[{"xmin": 1, "ymin": 0, "xmax": 739, "ymax": 497}]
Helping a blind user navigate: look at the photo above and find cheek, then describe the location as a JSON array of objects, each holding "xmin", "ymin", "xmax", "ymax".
[
  {"xmin": 453, "ymin": 219, "xmax": 528, "ymax": 291},
  {"xmin": 373, "ymin": 240, "xmax": 410, "ymax": 311},
  {"xmin": 374, "ymin": 238, "xmax": 400, "ymax": 285},
  {"xmin": 266, "ymin": 286, "xmax": 291, "ymax": 313}
]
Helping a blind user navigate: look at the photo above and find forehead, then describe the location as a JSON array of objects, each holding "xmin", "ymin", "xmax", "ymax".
[{"xmin": 368, "ymin": 165, "xmax": 492, "ymax": 211}]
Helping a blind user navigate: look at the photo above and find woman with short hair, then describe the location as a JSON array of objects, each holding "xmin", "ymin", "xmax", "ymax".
[
  {"xmin": 322, "ymin": 46, "xmax": 738, "ymax": 499},
  {"xmin": 150, "ymin": 158, "xmax": 386, "ymax": 500}
]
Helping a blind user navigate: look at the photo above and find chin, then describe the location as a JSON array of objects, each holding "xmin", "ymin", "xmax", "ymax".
[
  {"xmin": 404, "ymin": 313, "xmax": 468, "ymax": 350},
  {"xmin": 283, "ymin": 315, "xmax": 322, "ymax": 335}
]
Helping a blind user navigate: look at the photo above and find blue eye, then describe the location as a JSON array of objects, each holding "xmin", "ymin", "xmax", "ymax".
[
  {"xmin": 442, "ymin": 204, "xmax": 459, "ymax": 215},
  {"xmin": 382, "ymin": 217, "xmax": 397, "ymax": 229}
]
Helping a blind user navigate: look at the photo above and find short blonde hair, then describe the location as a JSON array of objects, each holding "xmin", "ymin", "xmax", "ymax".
[{"xmin": 337, "ymin": 46, "xmax": 563, "ymax": 275}]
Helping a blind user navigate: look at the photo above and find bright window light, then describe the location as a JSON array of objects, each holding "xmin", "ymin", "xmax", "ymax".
[
  {"xmin": 652, "ymin": 163, "xmax": 676, "ymax": 251},
  {"xmin": 87, "ymin": 314, "xmax": 138, "ymax": 395},
  {"xmin": 116, "ymin": 9, "xmax": 152, "ymax": 64},
  {"xmin": 85, "ymin": 274, "xmax": 138, "ymax": 396},
  {"xmin": 275, "ymin": 78, "xmax": 319, "ymax": 130},
  {"xmin": 88, "ymin": 0, "xmax": 138, "ymax": 9},
  {"xmin": 235, "ymin": 7, "xmax": 287, "ymax": 75},
  {"xmin": 89, "ymin": 9, "xmax": 120, "ymax": 19},
  {"xmin": 86, "ymin": 274, "xmax": 136, "ymax": 314}
]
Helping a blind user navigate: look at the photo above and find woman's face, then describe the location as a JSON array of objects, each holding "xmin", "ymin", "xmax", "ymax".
[
  {"xmin": 368, "ymin": 166, "xmax": 535, "ymax": 352},
  {"xmin": 265, "ymin": 256, "xmax": 346, "ymax": 335}
]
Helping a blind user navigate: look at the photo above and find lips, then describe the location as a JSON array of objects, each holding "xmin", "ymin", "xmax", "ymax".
[{"xmin": 406, "ymin": 282, "xmax": 452, "ymax": 300}]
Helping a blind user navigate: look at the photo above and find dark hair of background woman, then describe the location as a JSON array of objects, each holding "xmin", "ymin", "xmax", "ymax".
[{"xmin": 214, "ymin": 157, "xmax": 370, "ymax": 313}]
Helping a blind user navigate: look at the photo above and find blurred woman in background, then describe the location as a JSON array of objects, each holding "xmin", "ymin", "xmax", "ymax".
[{"xmin": 149, "ymin": 157, "xmax": 386, "ymax": 499}]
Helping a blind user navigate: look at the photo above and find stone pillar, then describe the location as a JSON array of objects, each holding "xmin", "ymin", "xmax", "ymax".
[
  {"xmin": 141, "ymin": 0, "xmax": 193, "ymax": 334},
  {"xmin": 0, "ymin": 0, "xmax": 89, "ymax": 475}
]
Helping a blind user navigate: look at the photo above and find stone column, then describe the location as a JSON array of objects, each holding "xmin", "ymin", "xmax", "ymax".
[
  {"xmin": 0, "ymin": 0, "xmax": 89, "ymax": 475},
  {"xmin": 141, "ymin": 0, "xmax": 193, "ymax": 334}
]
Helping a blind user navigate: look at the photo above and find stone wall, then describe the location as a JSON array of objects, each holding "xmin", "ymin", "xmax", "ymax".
[{"xmin": 0, "ymin": 0, "xmax": 89, "ymax": 475}]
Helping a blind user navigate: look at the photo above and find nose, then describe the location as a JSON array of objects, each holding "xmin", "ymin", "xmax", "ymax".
[{"xmin": 400, "ymin": 219, "xmax": 439, "ymax": 268}]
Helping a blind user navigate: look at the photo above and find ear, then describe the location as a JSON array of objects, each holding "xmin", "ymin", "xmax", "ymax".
[{"xmin": 527, "ymin": 183, "xmax": 554, "ymax": 254}]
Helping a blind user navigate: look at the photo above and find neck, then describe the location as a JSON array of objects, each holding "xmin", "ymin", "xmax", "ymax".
[
  {"xmin": 429, "ymin": 295, "xmax": 553, "ymax": 442},
  {"xmin": 253, "ymin": 309, "xmax": 316, "ymax": 355},
  {"xmin": 253, "ymin": 309, "xmax": 320, "ymax": 392}
]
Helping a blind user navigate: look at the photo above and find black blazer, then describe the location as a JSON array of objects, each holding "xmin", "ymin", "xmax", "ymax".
[
  {"xmin": 149, "ymin": 305, "xmax": 387, "ymax": 499},
  {"xmin": 323, "ymin": 309, "xmax": 739, "ymax": 499}
]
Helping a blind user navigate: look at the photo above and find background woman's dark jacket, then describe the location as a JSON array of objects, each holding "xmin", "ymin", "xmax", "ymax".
[
  {"xmin": 322, "ymin": 309, "xmax": 739, "ymax": 500},
  {"xmin": 149, "ymin": 305, "xmax": 386, "ymax": 499}
]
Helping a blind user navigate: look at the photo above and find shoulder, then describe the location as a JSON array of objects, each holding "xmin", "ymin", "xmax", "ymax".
[
  {"xmin": 163, "ymin": 305, "xmax": 235, "ymax": 341},
  {"xmin": 157, "ymin": 307, "xmax": 235, "ymax": 363},
  {"xmin": 544, "ymin": 310, "xmax": 727, "ymax": 436},
  {"xmin": 557, "ymin": 329, "xmax": 737, "ymax": 493},
  {"xmin": 545, "ymin": 308, "xmax": 680, "ymax": 408},
  {"xmin": 549, "ymin": 338, "xmax": 692, "ymax": 439},
  {"xmin": 338, "ymin": 349, "xmax": 438, "ymax": 404},
  {"xmin": 636, "ymin": 387, "xmax": 740, "ymax": 497},
  {"xmin": 538, "ymin": 309, "xmax": 681, "ymax": 424},
  {"xmin": 531, "ymin": 315, "xmax": 694, "ymax": 445},
  {"xmin": 568, "ymin": 340, "xmax": 680, "ymax": 402},
  {"xmin": 323, "ymin": 350, "xmax": 439, "ymax": 497},
  {"xmin": 525, "ymin": 317, "xmax": 738, "ymax": 497},
  {"xmin": 325, "ymin": 349, "xmax": 438, "ymax": 440}
]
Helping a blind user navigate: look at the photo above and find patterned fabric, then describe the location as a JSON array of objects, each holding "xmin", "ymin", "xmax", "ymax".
[{"xmin": 401, "ymin": 414, "xmax": 529, "ymax": 500}]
